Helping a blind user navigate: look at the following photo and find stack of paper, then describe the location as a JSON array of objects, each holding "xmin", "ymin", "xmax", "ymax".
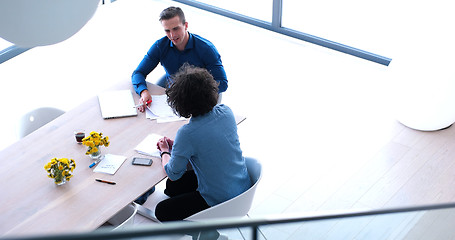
[
  {"xmin": 146, "ymin": 95, "xmax": 185, "ymax": 123},
  {"xmin": 135, "ymin": 133, "xmax": 163, "ymax": 158}
]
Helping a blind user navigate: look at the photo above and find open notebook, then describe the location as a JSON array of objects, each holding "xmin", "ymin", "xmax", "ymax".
[{"xmin": 98, "ymin": 90, "xmax": 138, "ymax": 119}]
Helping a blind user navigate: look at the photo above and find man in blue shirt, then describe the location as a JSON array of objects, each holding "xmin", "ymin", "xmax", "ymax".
[{"xmin": 132, "ymin": 6, "xmax": 228, "ymax": 112}]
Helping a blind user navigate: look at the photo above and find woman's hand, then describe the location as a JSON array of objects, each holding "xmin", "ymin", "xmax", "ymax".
[{"xmin": 157, "ymin": 137, "xmax": 173, "ymax": 152}]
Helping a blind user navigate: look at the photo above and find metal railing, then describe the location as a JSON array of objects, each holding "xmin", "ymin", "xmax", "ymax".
[
  {"xmin": 0, "ymin": 45, "xmax": 31, "ymax": 64},
  {"xmin": 4, "ymin": 202, "xmax": 455, "ymax": 240}
]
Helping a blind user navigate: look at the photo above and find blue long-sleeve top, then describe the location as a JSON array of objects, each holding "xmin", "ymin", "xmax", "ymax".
[
  {"xmin": 164, "ymin": 104, "xmax": 251, "ymax": 206},
  {"xmin": 132, "ymin": 33, "xmax": 228, "ymax": 95}
]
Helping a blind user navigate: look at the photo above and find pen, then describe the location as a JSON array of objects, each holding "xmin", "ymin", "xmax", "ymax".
[
  {"xmin": 95, "ymin": 179, "xmax": 116, "ymax": 185},
  {"xmin": 134, "ymin": 100, "xmax": 152, "ymax": 108},
  {"xmin": 89, "ymin": 158, "xmax": 102, "ymax": 168}
]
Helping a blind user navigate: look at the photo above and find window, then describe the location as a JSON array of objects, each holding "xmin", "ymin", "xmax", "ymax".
[
  {"xmin": 173, "ymin": 0, "xmax": 391, "ymax": 65},
  {"xmin": 282, "ymin": 0, "xmax": 395, "ymax": 57},
  {"xmin": 196, "ymin": 0, "xmax": 273, "ymax": 22}
]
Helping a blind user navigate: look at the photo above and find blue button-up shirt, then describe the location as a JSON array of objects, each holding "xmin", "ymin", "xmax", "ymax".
[
  {"xmin": 132, "ymin": 33, "xmax": 228, "ymax": 95},
  {"xmin": 165, "ymin": 105, "xmax": 251, "ymax": 206}
]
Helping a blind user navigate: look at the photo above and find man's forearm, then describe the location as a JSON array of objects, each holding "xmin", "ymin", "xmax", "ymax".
[{"xmin": 132, "ymin": 73, "xmax": 148, "ymax": 95}]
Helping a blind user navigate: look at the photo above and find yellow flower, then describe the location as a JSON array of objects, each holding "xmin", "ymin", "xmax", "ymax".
[
  {"xmin": 60, "ymin": 158, "xmax": 68, "ymax": 165},
  {"xmin": 44, "ymin": 162, "xmax": 51, "ymax": 170},
  {"xmin": 44, "ymin": 157, "xmax": 76, "ymax": 184},
  {"xmin": 82, "ymin": 131, "xmax": 109, "ymax": 155}
]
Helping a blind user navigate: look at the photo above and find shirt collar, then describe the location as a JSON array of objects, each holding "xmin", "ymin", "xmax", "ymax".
[{"xmin": 170, "ymin": 32, "xmax": 193, "ymax": 50}]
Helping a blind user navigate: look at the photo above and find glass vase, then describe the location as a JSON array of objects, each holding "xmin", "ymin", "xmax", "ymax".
[
  {"xmin": 89, "ymin": 148, "xmax": 102, "ymax": 160},
  {"xmin": 55, "ymin": 176, "xmax": 67, "ymax": 186}
]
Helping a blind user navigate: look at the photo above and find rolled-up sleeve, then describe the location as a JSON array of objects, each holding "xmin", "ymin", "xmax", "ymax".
[
  {"xmin": 164, "ymin": 154, "xmax": 189, "ymax": 181},
  {"xmin": 163, "ymin": 127, "xmax": 193, "ymax": 181}
]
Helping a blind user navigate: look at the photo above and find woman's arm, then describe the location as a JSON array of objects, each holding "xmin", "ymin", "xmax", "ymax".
[{"xmin": 157, "ymin": 137, "xmax": 172, "ymax": 173}]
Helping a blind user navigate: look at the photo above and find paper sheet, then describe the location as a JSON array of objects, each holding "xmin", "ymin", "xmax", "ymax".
[
  {"xmin": 145, "ymin": 95, "xmax": 186, "ymax": 122},
  {"xmin": 149, "ymin": 95, "xmax": 175, "ymax": 117},
  {"xmin": 93, "ymin": 154, "xmax": 127, "ymax": 175}
]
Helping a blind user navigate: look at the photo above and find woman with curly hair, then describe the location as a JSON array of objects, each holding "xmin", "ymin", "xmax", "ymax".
[{"xmin": 154, "ymin": 63, "xmax": 251, "ymax": 223}]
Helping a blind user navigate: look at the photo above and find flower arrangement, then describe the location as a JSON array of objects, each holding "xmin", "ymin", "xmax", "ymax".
[
  {"xmin": 82, "ymin": 131, "xmax": 110, "ymax": 155},
  {"xmin": 44, "ymin": 157, "xmax": 76, "ymax": 184}
]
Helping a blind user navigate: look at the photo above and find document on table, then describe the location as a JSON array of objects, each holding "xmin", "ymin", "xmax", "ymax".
[
  {"xmin": 145, "ymin": 95, "xmax": 185, "ymax": 123},
  {"xmin": 93, "ymin": 154, "xmax": 127, "ymax": 174},
  {"xmin": 135, "ymin": 133, "xmax": 162, "ymax": 158},
  {"xmin": 149, "ymin": 95, "xmax": 174, "ymax": 117}
]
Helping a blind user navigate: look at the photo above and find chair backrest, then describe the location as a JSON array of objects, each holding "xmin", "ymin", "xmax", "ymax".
[
  {"xmin": 18, "ymin": 107, "xmax": 65, "ymax": 138},
  {"xmin": 186, "ymin": 157, "xmax": 262, "ymax": 221},
  {"xmin": 110, "ymin": 203, "xmax": 138, "ymax": 230}
]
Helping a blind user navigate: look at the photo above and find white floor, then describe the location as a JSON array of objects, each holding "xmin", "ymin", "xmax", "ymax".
[{"xmin": 1, "ymin": 0, "xmax": 455, "ymax": 239}]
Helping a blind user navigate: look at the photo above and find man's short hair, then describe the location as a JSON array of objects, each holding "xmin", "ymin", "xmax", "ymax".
[
  {"xmin": 166, "ymin": 63, "xmax": 219, "ymax": 118},
  {"xmin": 159, "ymin": 6, "xmax": 186, "ymax": 24}
]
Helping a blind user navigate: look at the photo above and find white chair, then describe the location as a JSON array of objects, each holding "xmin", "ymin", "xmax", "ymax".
[
  {"xmin": 137, "ymin": 157, "xmax": 262, "ymax": 222},
  {"xmin": 186, "ymin": 157, "xmax": 262, "ymax": 221},
  {"xmin": 18, "ymin": 107, "xmax": 65, "ymax": 138},
  {"xmin": 135, "ymin": 157, "xmax": 262, "ymax": 239},
  {"xmin": 108, "ymin": 203, "xmax": 138, "ymax": 230}
]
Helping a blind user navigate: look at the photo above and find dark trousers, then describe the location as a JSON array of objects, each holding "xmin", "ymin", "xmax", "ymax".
[
  {"xmin": 155, "ymin": 170, "xmax": 210, "ymax": 222},
  {"xmin": 157, "ymin": 170, "xmax": 221, "ymax": 240}
]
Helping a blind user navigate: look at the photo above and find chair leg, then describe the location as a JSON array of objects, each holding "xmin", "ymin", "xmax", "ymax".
[{"xmin": 135, "ymin": 203, "xmax": 161, "ymax": 223}]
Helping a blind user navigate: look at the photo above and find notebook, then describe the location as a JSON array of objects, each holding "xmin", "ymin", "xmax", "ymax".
[
  {"xmin": 135, "ymin": 133, "xmax": 163, "ymax": 158},
  {"xmin": 98, "ymin": 90, "xmax": 138, "ymax": 119}
]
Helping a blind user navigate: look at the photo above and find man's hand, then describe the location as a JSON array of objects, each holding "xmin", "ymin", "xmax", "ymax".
[{"xmin": 138, "ymin": 90, "xmax": 152, "ymax": 112}]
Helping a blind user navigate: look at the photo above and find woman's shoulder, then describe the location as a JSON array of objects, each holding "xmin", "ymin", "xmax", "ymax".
[
  {"xmin": 214, "ymin": 104, "xmax": 232, "ymax": 113},
  {"xmin": 215, "ymin": 104, "xmax": 235, "ymax": 118}
]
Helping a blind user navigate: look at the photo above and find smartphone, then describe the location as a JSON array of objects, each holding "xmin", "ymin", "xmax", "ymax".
[{"xmin": 132, "ymin": 157, "xmax": 153, "ymax": 166}]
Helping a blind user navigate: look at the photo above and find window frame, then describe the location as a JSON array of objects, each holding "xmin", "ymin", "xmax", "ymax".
[{"xmin": 172, "ymin": 0, "xmax": 391, "ymax": 66}]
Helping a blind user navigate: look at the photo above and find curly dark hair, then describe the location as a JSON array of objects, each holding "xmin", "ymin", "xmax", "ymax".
[{"xmin": 166, "ymin": 64, "xmax": 219, "ymax": 118}]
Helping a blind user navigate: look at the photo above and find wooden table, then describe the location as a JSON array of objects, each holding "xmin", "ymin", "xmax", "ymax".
[{"xmin": 0, "ymin": 82, "xmax": 187, "ymax": 237}]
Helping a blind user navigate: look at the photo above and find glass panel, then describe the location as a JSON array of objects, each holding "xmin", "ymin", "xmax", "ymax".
[
  {"xmin": 282, "ymin": 0, "xmax": 396, "ymax": 57},
  {"xmin": 196, "ymin": 0, "xmax": 273, "ymax": 22},
  {"xmin": 7, "ymin": 206, "xmax": 455, "ymax": 239},
  {"xmin": 260, "ymin": 208, "xmax": 455, "ymax": 239}
]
